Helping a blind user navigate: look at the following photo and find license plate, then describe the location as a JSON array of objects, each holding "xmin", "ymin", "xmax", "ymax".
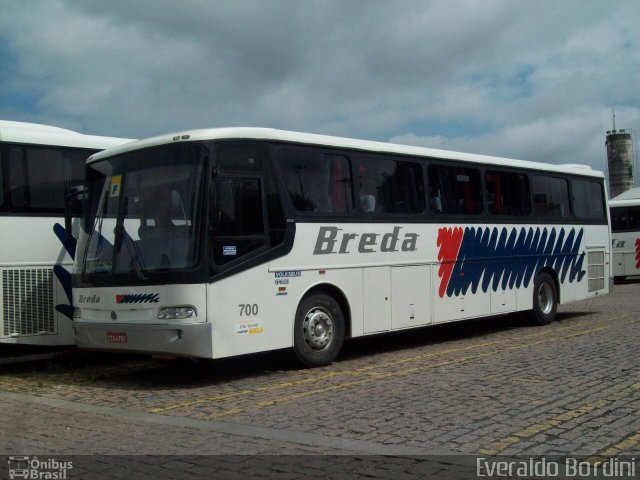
[{"xmin": 106, "ymin": 332, "xmax": 128, "ymax": 344}]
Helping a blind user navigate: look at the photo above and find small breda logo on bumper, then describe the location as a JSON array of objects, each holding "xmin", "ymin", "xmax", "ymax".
[{"xmin": 78, "ymin": 294, "xmax": 101, "ymax": 304}]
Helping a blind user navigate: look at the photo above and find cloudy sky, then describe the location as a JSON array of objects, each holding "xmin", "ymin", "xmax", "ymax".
[{"xmin": 1, "ymin": 0, "xmax": 638, "ymax": 174}]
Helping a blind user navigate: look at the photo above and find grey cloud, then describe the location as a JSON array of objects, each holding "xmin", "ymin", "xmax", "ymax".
[{"xmin": 0, "ymin": 0, "xmax": 637, "ymax": 174}]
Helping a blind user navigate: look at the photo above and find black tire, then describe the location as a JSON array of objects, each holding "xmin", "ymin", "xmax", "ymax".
[
  {"xmin": 293, "ymin": 293, "xmax": 345, "ymax": 368},
  {"xmin": 532, "ymin": 271, "xmax": 558, "ymax": 325}
]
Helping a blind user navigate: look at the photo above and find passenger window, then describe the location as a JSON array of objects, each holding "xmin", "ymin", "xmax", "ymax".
[
  {"xmin": 486, "ymin": 171, "xmax": 530, "ymax": 216},
  {"xmin": 628, "ymin": 206, "xmax": 640, "ymax": 229},
  {"xmin": 611, "ymin": 207, "xmax": 627, "ymax": 232},
  {"xmin": 0, "ymin": 158, "xmax": 3, "ymax": 208},
  {"xmin": 27, "ymin": 148, "xmax": 65, "ymax": 210},
  {"xmin": 279, "ymin": 150, "xmax": 353, "ymax": 214},
  {"xmin": 265, "ymin": 161, "xmax": 286, "ymax": 247},
  {"xmin": 8, "ymin": 148, "xmax": 27, "ymax": 210},
  {"xmin": 531, "ymin": 175, "xmax": 570, "ymax": 219},
  {"xmin": 5, "ymin": 146, "xmax": 93, "ymax": 214},
  {"xmin": 571, "ymin": 179, "xmax": 605, "ymax": 220},
  {"xmin": 212, "ymin": 177, "xmax": 266, "ymax": 266},
  {"xmin": 357, "ymin": 157, "xmax": 425, "ymax": 214},
  {"xmin": 66, "ymin": 150, "xmax": 88, "ymax": 187},
  {"xmin": 428, "ymin": 165, "xmax": 482, "ymax": 215}
]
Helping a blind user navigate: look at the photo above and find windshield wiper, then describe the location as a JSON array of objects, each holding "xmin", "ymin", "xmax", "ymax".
[
  {"xmin": 83, "ymin": 189, "xmax": 109, "ymax": 274},
  {"xmin": 116, "ymin": 197, "xmax": 148, "ymax": 281},
  {"xmin": 124, "ymin": 233, "xmax": 148, "ymax": 280}
]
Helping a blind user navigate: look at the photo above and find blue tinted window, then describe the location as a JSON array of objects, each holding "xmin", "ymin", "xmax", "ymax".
[
  {"xmin": 572, "ymin": 179, "xmax": 605, "ymax": 220},
  {"xmin": 532, "ymin": 175, "xmax": 570, "ymax": 219}
]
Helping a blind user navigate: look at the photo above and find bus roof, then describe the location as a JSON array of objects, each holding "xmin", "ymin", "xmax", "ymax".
[
  {"xmin": 88, "ymin": 126, "xmax": 604, "ymax": 178},
  {"xmin": 0, "ymin": 120, "xmax": 134, "ymax": 150},
  {"xmin": 610, "ymin": 187, "xmax": 640, "ymax": 205}
]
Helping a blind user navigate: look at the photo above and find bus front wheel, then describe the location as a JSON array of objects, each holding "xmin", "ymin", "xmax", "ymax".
[
  {"xmin": 532, "ymin": 272, "xmax": 558, "ymax": 325},
  {"xmin": 293, "ymin": 293, "xmax": 345, "ymax": 367}
]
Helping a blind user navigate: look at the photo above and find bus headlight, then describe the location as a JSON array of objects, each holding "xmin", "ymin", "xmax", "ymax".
[
  {"xmin": 73, "ymin": 308, "xmax": 82, "ymax": 319},
  {"xmin": 157, "ymin": 306, "xmax": 197, "ymax": 320}
]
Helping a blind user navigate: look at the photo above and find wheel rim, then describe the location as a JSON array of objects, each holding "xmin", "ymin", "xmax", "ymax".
[
  {"xmin": 537, "ymin": 282, "xmax": 554, "ymax": 315},
  {"xmin": 302, "ymin": 307, "xmax": 334, "ymax": 351}
]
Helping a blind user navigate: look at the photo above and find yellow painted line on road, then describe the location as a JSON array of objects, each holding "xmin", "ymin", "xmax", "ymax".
[
  {"xmin": 589, "ymin": 383, "xmax": 640, "ymax": 459},
  {"xmin": 204, "ymin": 378, "xmax": 374, "ymax": 419},
  {"xmin": 479, "ymin": 400, "xmax": 609, "ymax": 455},
  {"xmin": 0, "ymin": 361, "xmax": 153, "ymax": 390},
  {"xmin": 146, "ymin": 389, "xmax": 259, "ymax": 413},
  {"xmin": 479, "ymin": 382, "xmax": 640, "ymax": 455},
  {"xmin": 149, "ymin": 314, "xmax": 632, "ymax": 414},
  {"xmin": 207, "ymin": 408, "xmax": 243, "ymax": 419},
  {"xmin": 602, "ymin": 431, "xmax": 640, "ymax": 455},
  {"xmin": 149, "ymin": 341, "xmax": 505, "ymax": 413},
  {"xmin": 201, "ymin": 320, "xmax": 627, "ymax": 420}
]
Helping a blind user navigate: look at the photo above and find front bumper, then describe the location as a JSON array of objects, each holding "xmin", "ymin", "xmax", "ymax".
[{"xmin": 74, "ymin": 321, "xmax": 213, "ymax": 358}]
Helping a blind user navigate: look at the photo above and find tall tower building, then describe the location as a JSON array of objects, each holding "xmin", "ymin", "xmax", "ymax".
[{"xmin": 606, "ymin": 128, "xmax": 634, "ymax": 198}]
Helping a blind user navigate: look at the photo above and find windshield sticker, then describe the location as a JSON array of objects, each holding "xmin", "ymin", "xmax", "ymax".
[
  {"xmin": 110, "ymin": 175, "xmax": 122, "ymax": 197},
  {"xmin": 235, "ymin": 319, "xmax": 263, "ymax": 335},
  {"xmin": 223, "ymin": 245, "xmax": 237, "ymax": 256},
  {"xmin": 274, "ymin": 271, "xmax": 301, "ymax": 278}
]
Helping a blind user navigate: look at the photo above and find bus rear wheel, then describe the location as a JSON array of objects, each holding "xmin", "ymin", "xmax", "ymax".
[
  {"xmin": 293, "ymin": 293, "xmax": 344, "ymax": 367},
  {"xmin": 532, "ymin": 272, "xmax": 557, "ymax": 325}
]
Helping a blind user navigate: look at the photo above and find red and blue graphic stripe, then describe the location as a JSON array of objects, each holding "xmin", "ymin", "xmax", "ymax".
[
  {"xmin": 437, "ymin": 226, "xmax": 586, "ymax": 298},
  {"xmin": 116, "ymin": 293, "xmax": 159, "ymax": 304}
]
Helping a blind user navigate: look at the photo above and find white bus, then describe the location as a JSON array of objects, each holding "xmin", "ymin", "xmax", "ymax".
[
  {"xmin": 0, "ymin": 120, "xmax": 132, "ymax": 346},
  {"xmin": 71, "ymin": 128, "xmax": 610, "ymax": 366},
  {"xmin": 610, "ymin": 188, "xmax": 640, "ymax": 281}
]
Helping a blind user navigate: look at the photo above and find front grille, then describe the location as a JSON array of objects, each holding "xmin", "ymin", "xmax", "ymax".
[
  {"xmin": 2, "ymin": 268, "xmax": 55, "ymax": 336},
  {"xmin": 587, "ymin": 251, "xmax": 605, "ymax": 292}
]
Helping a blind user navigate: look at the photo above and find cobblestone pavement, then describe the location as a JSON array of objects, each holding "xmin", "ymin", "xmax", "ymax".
[{"xmin": 1, "ymin": 283, "xmax": 639, "ymax": 478}]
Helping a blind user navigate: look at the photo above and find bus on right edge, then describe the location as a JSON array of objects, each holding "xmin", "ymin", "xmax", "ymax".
[{"xmin": 610, "ymin": 189, "xmax": 640, "ymax": 282}]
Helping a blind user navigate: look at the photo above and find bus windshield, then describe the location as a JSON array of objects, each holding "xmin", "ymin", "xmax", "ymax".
[{"xmin": 80, "ymin": 143, "xmax": 207, "ymax": 279}]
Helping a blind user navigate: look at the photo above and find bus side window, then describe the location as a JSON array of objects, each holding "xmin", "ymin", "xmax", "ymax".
[
  {"xmin": 8, "ymin": 147, "xmax": 27, "ymax": 210},
  {"xmin": 486, "ymin": 171, "xmax": 531, "ymax": 216},
  {"xmin": 265, "ymin": 161, "xmax": 286, "ymax": 247},
  {"xmin": 65, "ymin": 150, "xmax": 91, "ymax": 216},
  {"xmin": 357, "ymin": 157, "xmax": 424, "ymax": 214},
  {"xmin": 0, "ymin": 156, "xmax": 3, "ymax": 208},
  {"xmin": 532, "ymin": 175, "xmax": 570, "ymax": 219},
  {"xmin": 611, "ymin": 207, "xmax": 627, "ymax": 231},
  {"xmin": 428, "ymin": 164, "xmax": 482, "ymax": 215},
  {"xmin": 572, "ymin": 179, "xmax": 605, "ymax": 221},
  {"xmin": 628, "ymin": 206, "xmax": 640, "ymax": 229},
  {"xmin": 212, "ymin": 177, "xmax": 266, "ymax": 266},
  {"xmin": 278, "ymin": 150, "xmax": 353, "ymax": 214},
  {"xmin": 26, "ymin": 148, "xmax": 65, "ymax": 211}
]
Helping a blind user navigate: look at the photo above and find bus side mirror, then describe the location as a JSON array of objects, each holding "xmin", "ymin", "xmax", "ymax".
[{"xmin": 64, "ymin": 185, "xmax": 86, "ymax": 239}]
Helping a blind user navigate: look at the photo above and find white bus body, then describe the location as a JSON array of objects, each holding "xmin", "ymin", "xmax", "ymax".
[
  {"xmin": 72, "ymin": 128, "xmax": 611, "ymax": 366},
  {"xmin": 610, "ymin": 191, "xmax": 640, "ymax": 280},
  {"xmin": 0, "ymin": 121, "xmax": 132, "ymax": 345}
]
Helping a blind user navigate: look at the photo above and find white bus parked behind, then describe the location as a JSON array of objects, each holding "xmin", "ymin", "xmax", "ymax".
[{"xmin": 0, "ymin": 120, "xmax": 132, "ymax": 346}]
